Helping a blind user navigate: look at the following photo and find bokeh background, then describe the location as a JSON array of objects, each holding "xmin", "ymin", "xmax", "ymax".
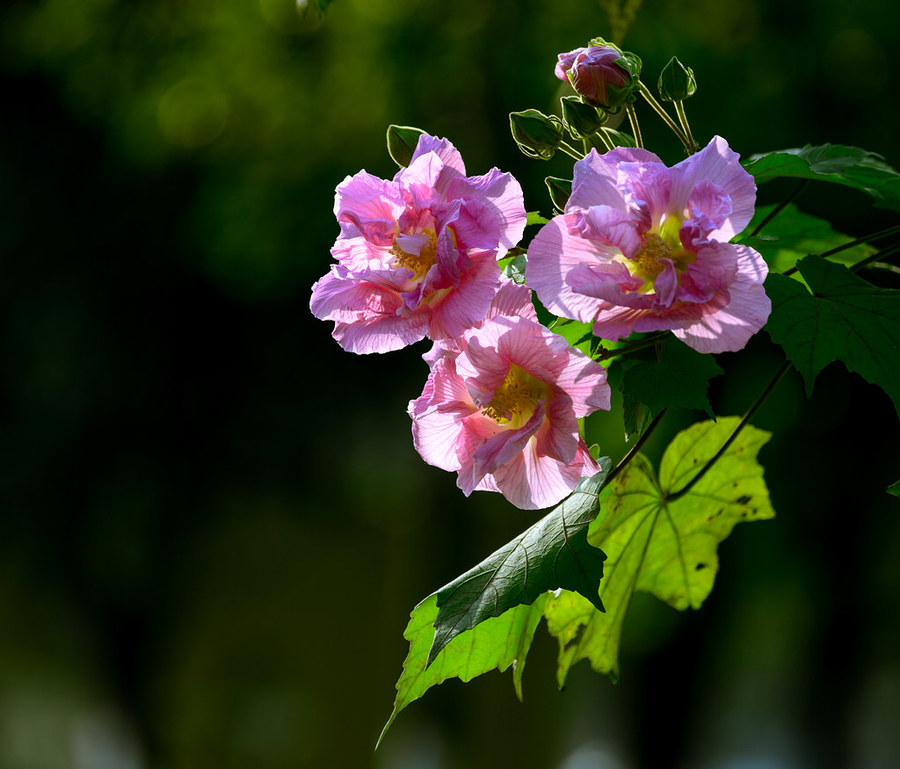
[{"xmin": 1, "ymin": 0, "xmax": 899, "ymax": 767}]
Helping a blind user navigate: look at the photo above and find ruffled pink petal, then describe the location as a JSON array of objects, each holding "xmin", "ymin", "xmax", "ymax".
[
  {"xmin": 409, "ymin": 359, "xmax": 475, "ymax": 469},
  {"xmin": 672, "ymin": 245, "xmax": 770, "ymax": 353},
  {"xmin": 331, "ymin": 313, "xmax": 430, "ymax": 354},
  {"xmin": 527, "ymin": 214, "xmax": 624, "ymax": 323},
  {"xmin": 575, "ymin": 206, "xmax": 645, "ymax": 257},
  {"xmin": 567, "ymin": 147, "xmax": 662, "ymax": 213},
  {"xmin": 464, "ymin": 404, "xmax": 545, "ymax": 493},
  {"xmin": 686, "ymin": 180, "xmax": 733, "ymax": 235},
  {"xmin": 406, "ymin": 134, "xmax": 467, "ymax": 187},
  {"xmin": 445, "ymin": 168, "xmax": 527, "ymax": 252},
  {"xmin": 491, "ymin": 438, "xmax": 595, "ymax": 510},
  {"xmin": 669, "ymin": 136, "xmax": 756, "ymax": 241},
  {"xmin": 616, "ymin": 160, "xmax": 673, "ymax": 227},
  {"xmin": 487, "ymin": 280, "xmax": 537, "ymax": 323},
  {"xmin": 566, "ymin": 261, "xmax": 652, "ymax": 310},
  {"xmin": 334, "ymin": 171, "xmax": 405, "ymax": 246},
  {"xmin": 427, "ymin": 251, "xmax": 500, "ymax": 341}
]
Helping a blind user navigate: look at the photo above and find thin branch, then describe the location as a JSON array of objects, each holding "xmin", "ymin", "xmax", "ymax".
[
  {"xmin": 749, "ymin": 180, "xmax": 808, "ymax": 237},
  {"xmin": 667, "ymin": 361, "xmax": 792, "ymax": 502}
]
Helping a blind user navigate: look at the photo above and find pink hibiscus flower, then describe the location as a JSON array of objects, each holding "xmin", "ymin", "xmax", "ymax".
[
  {"xmin": 526, "ymin": 136, "xmax": 770, "ymax": 353},
  {"xmin": 310, "ymin": 134, "xmax": 527, "ymax": 354},
  {"xmin": 408, "ymin": 314, "xmax": 611, "ymax": 510}
]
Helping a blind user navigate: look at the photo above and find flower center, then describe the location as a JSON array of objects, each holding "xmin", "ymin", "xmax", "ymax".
[
  {"xmin": 629, "ymin": 217, "xmax": 696, "ymax": 290},
  {"xmin": 391, "ymin": 228, "xmax": 438, "ymax": 281},
  {"xmin": 481, "ymin": 365, "xmax": 548, "ymax": 427}
]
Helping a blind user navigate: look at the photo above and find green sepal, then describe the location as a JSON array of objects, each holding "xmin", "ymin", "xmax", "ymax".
[
  {"xmin": 385, "ymin": 124, "xmax": 427, "ymax": 168},
  {"xmin": 509, "ymin": 109, "xmax": 564, "ymax": 160},
  {"xmin": 545, "ymin": 176, "xmax": 572, "ymax": 212},
  {"xmin": 561, "ymin": 96, "xmax": 607, "ymax": 140}
]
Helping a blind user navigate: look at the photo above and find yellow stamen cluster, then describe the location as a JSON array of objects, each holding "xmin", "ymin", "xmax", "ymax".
[
  {"xmin": 482, "ymin": 365, "xmax": 547, "ymax": 427},
  {"xmin": 630, "ymin": 218, "xmax": 697, "ymax": 290},
  {"xmin": 391, "ymin": 228, "xmax": 438, "ymax": 281}
]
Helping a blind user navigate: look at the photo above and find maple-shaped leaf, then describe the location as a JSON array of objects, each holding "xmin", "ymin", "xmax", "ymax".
[
  {"xmin": 378, "ymin": 594, "xmax": 547, "ymax": 747},
  {"xmin": 741, "ymin": 203, "xmax": 875, "ymax": 274},
  {"xmin": 428, "ymin": 462, "xmax": 611, "ymax": 667},
  {"xmin": 544, "ymin": 418, "xmax": 774, "ymax": 684},
  {"xmin": 380, "ymin": 465, "xmax": 612, "ymax": 742},
  {"xmin": 765, "ymin": 255, "xmax": 900, "ymax": 417},
  {"xmin": 617, "ymin": 336, "xmax": 723, "ymax": 418},
  {"xmin": 743, "ymin": 144, "xmax": 900, "ymax": 212}
]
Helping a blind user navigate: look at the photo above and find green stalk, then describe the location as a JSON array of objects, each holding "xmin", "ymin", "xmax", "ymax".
[
  {"xmin": 558, "ymin": 141, "xmax": 586, "ymax": 160},
  {"xmin": 667, "ymin": 361, "xmax": 792, "ymax": 502},
  {"xmin": 625, "ymin": 103, "xmax": 643, "ymax": 149},
  {"xmin": 635, "ymin": 81, "xmax": 690, "ymax": 151},
  {"xmin": 673, "ymin": 100, "xmax": 697, "ymax": 154}
]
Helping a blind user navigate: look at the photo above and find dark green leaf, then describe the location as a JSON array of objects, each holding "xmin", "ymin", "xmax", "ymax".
[
  {"xmin": 765, "ymin": 256, "xmax": 900, "ymax": 416},
  {"xmin": 887, "ymin": 480, "xmax": 900, "ymax": 497},
  {"xmin": 741, "ymin": 203, "xmax": 875, "ymax": 274},
  {"xmin": 429, "ymin": 464, "xmax": 611, "ymax": 666},
  {"xmin": 379, "ymin": 595, "xmax": 547, "ymax": 746},
  {"xmin": 618, "ymin": 336, "xmax": 724, "ymax": 418},
  {"xmin": 544, "ymin": 418, "xmax": 774, "ymax": 683},
  {"xmin": 743, "ymin": 144, "xmax": 900, "ymax": 212}
]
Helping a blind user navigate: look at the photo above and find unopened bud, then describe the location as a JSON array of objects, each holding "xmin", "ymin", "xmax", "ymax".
[
  {"xmin": 509, "ymin": 109, "xmax": 564, "ymax": 160},
  {"xmin": 657, "ymin": 56, "xmax": 697, "ymax": 102},
  {"xmin": 555, "ymin": 42, "xmax": 641, "ymax": 110},
  {"xmin": 560, "ymin": 96, "xmax": 607, "ymax": 140},
  {"xmin": 386, "ymin": 124, "xmax": 427, "ymax": 168}
]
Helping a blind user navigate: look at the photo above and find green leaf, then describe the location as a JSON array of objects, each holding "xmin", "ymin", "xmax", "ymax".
[
  {"xmin": 888, "ymin": 480, "xmax": 900, "ymax": 497},
  {"xmin": 544, "ymin": 418, "xmax": 774, "ymax": 684},
  {"xmin": 549, "ymin": 318, "xmax": 594, "ymax": 355},
  {"xmin": 765, "ymin": 256, "xmax": 900, "ymax": 416},
  {"xmin": 526, "ymin": 210, "xmax": 550, "ymax": 226},
  {"xmin": 618, "ymin": 336, "xmax": 724, "ymax": 418},
  {"xmin": 429, "ymin": 464, "xmax": 611, "ymax": 667},
  {"xmin": 379, "ymin": 594, "xmax": 547, "ymax": 746},
  {"xmin": 499, "ymin": 252, "xmax": 527, "ymax": 284},
  {"xmin": 741, "ymin": 203, "xmax": 875, "ymax": 274},
  {"xmin": 742, "ymin": 144, "xmax": 900, "ymax": 212}
]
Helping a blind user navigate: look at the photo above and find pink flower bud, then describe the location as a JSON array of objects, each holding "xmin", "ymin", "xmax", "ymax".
[{"xmin": 555, "ymin": 45, "xmax": 640, "ymax": 110}]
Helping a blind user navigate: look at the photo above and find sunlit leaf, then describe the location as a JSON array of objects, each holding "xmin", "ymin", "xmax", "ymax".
[
  {"xmin": 741, "ymin": 203, "xmax": 875, "ymax": 274},
  {"xmin": 743, "ymin": 144, "xmax": 900, "ymax": 212},
  {"xmin": 765, "ymin": 256, "xmax": 900, "ymax": 416},
  {"xmin": 428, "ymin": 464, "xmax": 611, "ymax": 666},
  {"xmin": 381, "ymin": 465, "xmax": 613, "ymax": 740},
  {"xmin": 499, "ymin": 252, "xmax": 527, "ymax": 284},
  {"xmin": 545, "ymin": 418, "xmax": 774, "ymax": 684},
  {"xmin": 526, "ymin": 210, "xmax": 551, "ymax": 226},
  {"xmin": 379, "ymin": 595, "xmax": 547, "ymax": 747}
]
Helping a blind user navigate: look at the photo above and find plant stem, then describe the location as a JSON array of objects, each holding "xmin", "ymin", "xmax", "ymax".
[
  {"xmin": 749, "ymin": 180, "xmax": 808, "ymax": 237},
  {"xmin": 673, "ymin": 100, "xmax": 696, "ymax": 154},
  {"xmin": 594, "ymin": 331, "xmax": 667, "ymax": 361},
  {"xmin": 558, "ymin": 141, "xmax": 586, "ymax": 160},
  {"xmin": 667, "ymin": 360, "xmax": 793, "ymax": 502},
  {"xmin": 607, "ymin": 408, "xmax": 668, "ymax": 485},
  {"xmin": 782, "ymin": 223, "xmax": 900, "ymax": 276},
  {"xmin": 635, "ymin": 81, "xmax": 690, "ymax": 151},
  {"xmin": 591, "ymin": 130, "xmax": 616, "ymax": 152},
  {"xmin": 625, "ymin": 103, "xmax": 643, "ymax": 148}
]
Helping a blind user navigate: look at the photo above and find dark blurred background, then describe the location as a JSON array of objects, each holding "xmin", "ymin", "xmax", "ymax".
[{"xmin": 0, "ymin": 1, "xmax": 899, "ymax": 767}]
